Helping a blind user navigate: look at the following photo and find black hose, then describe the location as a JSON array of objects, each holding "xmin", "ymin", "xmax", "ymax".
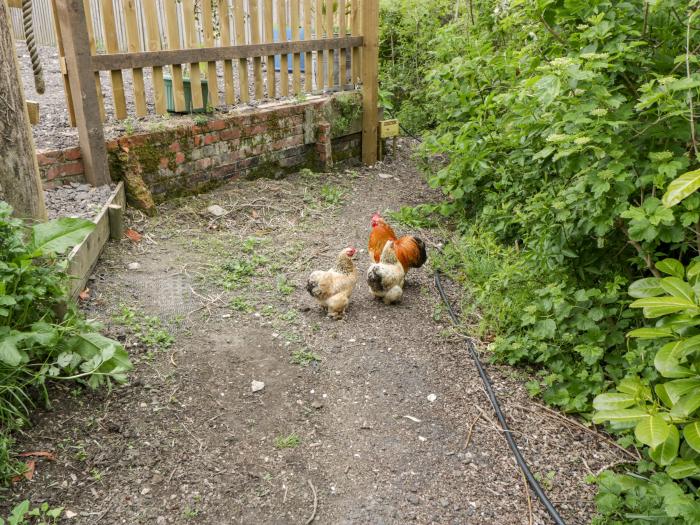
[{"xmin": 434, "ymin": 270, "xmax": 566, "ymax": 525}]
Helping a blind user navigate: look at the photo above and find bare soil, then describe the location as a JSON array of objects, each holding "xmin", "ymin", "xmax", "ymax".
[{"xmin": 0, "ymin": 144, "xmax": 629, "ymax": 524}]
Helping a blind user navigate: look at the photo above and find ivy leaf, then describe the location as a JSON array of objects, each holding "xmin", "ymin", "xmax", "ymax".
[
  {"xmin": 663, "ymin": 169, "xmax": 700, "ymax": 208},
  {"xmin": 683, "ymin": 421, "xmax": 700, "ymax": 453},
  {"xmin": 656, "ymin": 259, "xmax": 686, "ymax": 279},
  {"xmin": 650, "ymin": 424, "xmax": 680, "ymax": 466},
  {"xmin": 635, "ymin": 414, "xmax": 670, "ymax": 448}
]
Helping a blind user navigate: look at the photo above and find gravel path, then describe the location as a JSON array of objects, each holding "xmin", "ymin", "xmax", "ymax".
[
  {"xmin": 44, "ymin": 183, "xmax": 115, "ymax": 220},
  {"xmin": 0, "ymin": 144, "xmax": 625, "ymax": 524}
]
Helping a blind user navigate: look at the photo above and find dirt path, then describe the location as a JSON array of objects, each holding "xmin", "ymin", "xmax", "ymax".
[{"xmin": 1, "ymin": 145, "xmax": 628, "ymax": 524}]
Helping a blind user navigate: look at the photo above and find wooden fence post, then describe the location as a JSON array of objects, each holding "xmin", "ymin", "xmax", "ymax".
[
  {"xmin": 361, "ymin": 0, "xmax": 378, "ymax": 165},
  {"xmin": 55, "ymin": 0, "xmax": 111, "ymax": 186},
  {"xmin": 0, "ymin": 0, "xmax": 47, "ymax": 221}
]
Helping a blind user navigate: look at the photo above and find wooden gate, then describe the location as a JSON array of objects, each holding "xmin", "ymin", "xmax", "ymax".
[{"xmin": 54, "ymin": 0, "xmax": 379, "ymax": 186}]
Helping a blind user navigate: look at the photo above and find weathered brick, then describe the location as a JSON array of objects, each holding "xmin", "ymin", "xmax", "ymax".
[
  {"xmin": 207, "ymin": 119, "xmax": 226, "ymax": 131},
  {"xmin": 169, "ymin": 142, "xmax": 181, "ymax": 153},
  {"xmin": 175, "ymin": 152, "xmax": 186, "ymax": 164},
  {"xmin": 204, "ymin": 133, "xmax": 219, "ymax": 145},
  {"xmin": 196, "ymin": 158, "xmax": 212, "ymax": 170},
  {"xmin": 220, "ymin": 128, "xmax": 241, "ymax": 141}
]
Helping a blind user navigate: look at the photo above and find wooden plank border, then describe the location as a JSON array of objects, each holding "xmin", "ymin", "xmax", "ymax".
[
  {"xmin": 67, "ymin": 182, "xmax": 125, "ymax": 299},
  {"xmin": 91, "ymin": 36, "xmax": 364, "ymax": 70}
]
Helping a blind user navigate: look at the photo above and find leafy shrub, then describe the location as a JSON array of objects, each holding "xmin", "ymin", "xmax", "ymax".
[
  {"xmin": 380, "ymin": 0, "xmax": 700, "ymax": 520},
  {"xmin": 0, "ymin": 202, "xmax": 132, "ymax": 485}
]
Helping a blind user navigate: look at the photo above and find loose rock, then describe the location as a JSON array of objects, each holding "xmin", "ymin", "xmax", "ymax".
[{"xmin": 251, "ymin": 380, "xmax": 265, "ymax": 392}]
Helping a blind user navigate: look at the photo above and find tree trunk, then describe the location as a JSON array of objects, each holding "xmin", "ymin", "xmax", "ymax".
[{"xmin": 0, "ymin": 0, "xmax": 46, "ymax": 221}]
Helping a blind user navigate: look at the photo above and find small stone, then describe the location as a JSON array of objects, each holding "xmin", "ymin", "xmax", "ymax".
[
  {"xmin": 206, "ymin": 204, "xmax": 227, "ymax": 217},
  {"xmin": 141, "ymin": 487, "xmax": 151, "ymax": 495},
  {"xmin": 251, "ymin": 380, "xmax": 265, "ymax": 392},
  {"xmin": 311, "ymin": 400, "xmax": 324, "ymax": 409},
  {"xmin": 127, "ymin": 262, "xmax": 141, "ymax": 270},
  {"xmin": 151, "ymin": 473, "xmax": 164, "ymax": 484},
  {"xmin": 440, "ymin": 498, "xmax": 450, "ymax": 508},
  {"xmin": 406, "ymin": 494, "xmax": 419, "ymax": 505},
  {"xmin": 65, "ymin": 510, "xmax": 78, "ymax": 518},
  {"xmin": 427, "ymin": 394, "xmax": 437, "ymax": 402},
  {"xmin": 378, "ymin": 173, "xmax": 392, "ymax": 179},
  {"xmin": 156, "ymin": 517, "xmax": 167, "ymax": 525}
]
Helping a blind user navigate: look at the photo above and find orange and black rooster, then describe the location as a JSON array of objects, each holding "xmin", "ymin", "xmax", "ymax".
[{"xmin": 368, "ymin": 212, "xmax": 427, "ymax": 273}]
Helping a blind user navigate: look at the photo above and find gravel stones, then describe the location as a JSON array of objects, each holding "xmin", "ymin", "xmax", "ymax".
[{"xmin": 44, "ymin": 183, "xmax": 115, "ymax": 220}]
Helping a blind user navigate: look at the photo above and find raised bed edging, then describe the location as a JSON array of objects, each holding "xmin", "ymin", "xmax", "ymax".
[
  {"xmin": 67, "ymin": 182, "xmax": 125, "ymax": 299},
  {"xmin": 37, "ymin": 93, "xmax": 364, "ymax": 202}
]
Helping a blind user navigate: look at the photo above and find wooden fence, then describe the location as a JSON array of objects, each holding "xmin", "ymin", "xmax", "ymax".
[
  {"xmin": 10, "ymin": 0, "xmax": 57, "ymax": 45},
  {"xmin": 53, "ymin": 0, "xmax": 378, "ymax": 186}
]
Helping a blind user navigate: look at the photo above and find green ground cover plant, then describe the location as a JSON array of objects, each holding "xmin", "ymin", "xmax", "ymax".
[{"xmin": 379, "ymin": 0, "xmax": 700, "ymax": 520}]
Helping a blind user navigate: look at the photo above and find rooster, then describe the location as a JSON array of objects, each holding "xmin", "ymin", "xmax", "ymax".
[
  {"xmin": 368, "ymin": 213, "xmax": 427, "ymax": 273},
  {"xmin": 306, "ymin": 247, "xmax": 358, "ymax": 319},
  {"xmin": 367, "ymin": 240, "xmax": 405, "ymax": 304}
]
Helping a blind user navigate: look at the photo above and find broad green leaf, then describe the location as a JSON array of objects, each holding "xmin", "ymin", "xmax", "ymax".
[
  {"xmin": 667, "ymin": 458, "xmax": 700, "ymax": 479},
  {"xmin": 655, "ymin": 259, "xmax": 686, "ymax": 279},
  {"xmin": 627, "ymin": 327, "xmax": 674, "ymax": 339},
  {"xmin": 629, "ymin": 278, "xmax": 664, "ymax": 299},
  {"xmin": 663, "ymin": 169, "xmax": 700, "ymax": 208},
  {"xmin": 656, "ymin": 383, "xmax": 674, "ymax": 408},
  {"xmin": 593, "ymin": 392, "xmax": 636, "ymax": 411},
  {"xmin": 675, "ymin": 334, "xmax": 700, "ymax": 360},
  {"xmin": 684, "ymin": 421, "xmax": 700, "ymax": 453},
  {"xmin": 688, "ymin": 261, "xmax": 700, "ymax": 280},
  {"xmin": 670, "ymin": 390, "xmax": 700, "ymax": 419},
  {"xmin": 661, "ymin": 277, "xmax": 695, "ymax": 303},
  {"xmin": 630, "ymin": 296, "xmax": 698, "ymax": 318},
  {"xmin": 534, "ymin": 75, "xmax": 561, "ymax": 108},
  {"xmin": 665, "ymin": 378, "xmax": 700, "ymax": 404},
  {"xmin": 31, "ymin": 218, "xmax": 95, "ymax": 255},
  {"xmin": 655, "ymin": 341, "xmax": 694, "ymax": 378},
  {"xmin": 635, "ymin": 414, "xmax": 670, "ymax": 448},
  {"xmin": 0, "ymin": 335, "xmax": 23, "ymax": 367},
  {"xmin": 592, "ymin": 408, "xmax": 649, "ymax": 424},
  {"xmin": 650, "ymin": 424, "xmax": 680, "ymax": 466},
  {"xmin": 618, "ymin": 376, "xmax": 646, "ymax": 396}
]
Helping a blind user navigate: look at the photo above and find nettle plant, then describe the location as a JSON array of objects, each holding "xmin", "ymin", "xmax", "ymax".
[{"xmin": 0, "ymin": 202, "xmax": 131, "ymax": 484}]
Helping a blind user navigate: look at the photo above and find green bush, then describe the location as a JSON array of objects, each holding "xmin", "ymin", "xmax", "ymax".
[
  {"xmin": 380, "ymin": 0, "xmax": 700, "ymax": 520},
  {"xmin": 0, "ymin": 202, "xmax": 132, "ymax": 485}
]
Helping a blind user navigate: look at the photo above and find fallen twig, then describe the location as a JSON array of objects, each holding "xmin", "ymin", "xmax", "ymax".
[
  {"xmin": 305, "ymin": 479, "xmax": 318, "ymax": 525},
  {"xmin": 521, "ymin": 469, "xmax": 533, "ymax": 525},
  {"xmin": 464, "ymin": 413, "xmax": 480, "ymax": 449}
]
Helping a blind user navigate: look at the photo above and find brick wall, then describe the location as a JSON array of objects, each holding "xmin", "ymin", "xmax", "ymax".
[{"xmin": 37, "ymin": 93, "xmax": 362, "ymax": 202}]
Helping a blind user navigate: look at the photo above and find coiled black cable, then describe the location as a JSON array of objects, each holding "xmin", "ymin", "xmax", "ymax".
[{"xmin": 434, "ymin": 270, "xmax": 566, "ymax": 525}]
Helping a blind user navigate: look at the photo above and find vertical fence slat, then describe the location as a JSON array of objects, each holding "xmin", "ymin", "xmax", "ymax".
[
  {"xmin": 263, "ymin": 0, "xmax": 275, "ymax": 98},
  {"xmin": 325, "ymin": 0, "xmax": 333, "ymax": 89},
  {"xmin": 182, "ymin": 0, "xmax": 204, "ymax": 110},
  {"xmin": 123, "ymin": 0, "xmax": 147, "ymax": 115},
  {"xmin": 314, "ymin": 0, "xmax": 321, "ymax": 90},
  {"xmin": 101, "ymin": 0, "xmax": 127, "ymax": 119},
  {"xmin": 249, "ymin": 0, "xmax": 264, "ymax": 100},
  {"xmin": 50, "ymin": 0, "xmax": 76, "ymax": 125},
  {"xmin": 233, "ymin": 0, "xmax": 249, "ymax": 102},
  {"xmin": 143, "ymin": 0, "xmax": 166, "ymax": 114},
  {"xmin": 276, "ymin": 0, "xmax": 288, "ymax": 96},
  {"xmin": 201, "ymin": 0, "xmax": 219, "ymax": 106},
  {"xmin": 219, "ymin": 0, "xmax": 235, "ymax": 104},
  {"xmin": 303, "ymin": 0, "xmax": 311, "ymax": 93},
  {"xmin": 351, "ymin": 0, "xmax": 359, "ymax": 85},
  {"xmin": 338, "ymin": 0, "xmax": 345, "ymax": 88},
  {"xmin": 361, "ymin": 0, "xmax": 378, "ymax": 164},
  {"xmin": 163, "ymin": 0, "xmax": 185, "ymax": 111},
  {"xmin": 290, "ymin": 0, "xmax": 300, "ymax": 94},
  {"xmin": 83, "ymin": 0, "xmax": 106, "ymax": 121}
]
